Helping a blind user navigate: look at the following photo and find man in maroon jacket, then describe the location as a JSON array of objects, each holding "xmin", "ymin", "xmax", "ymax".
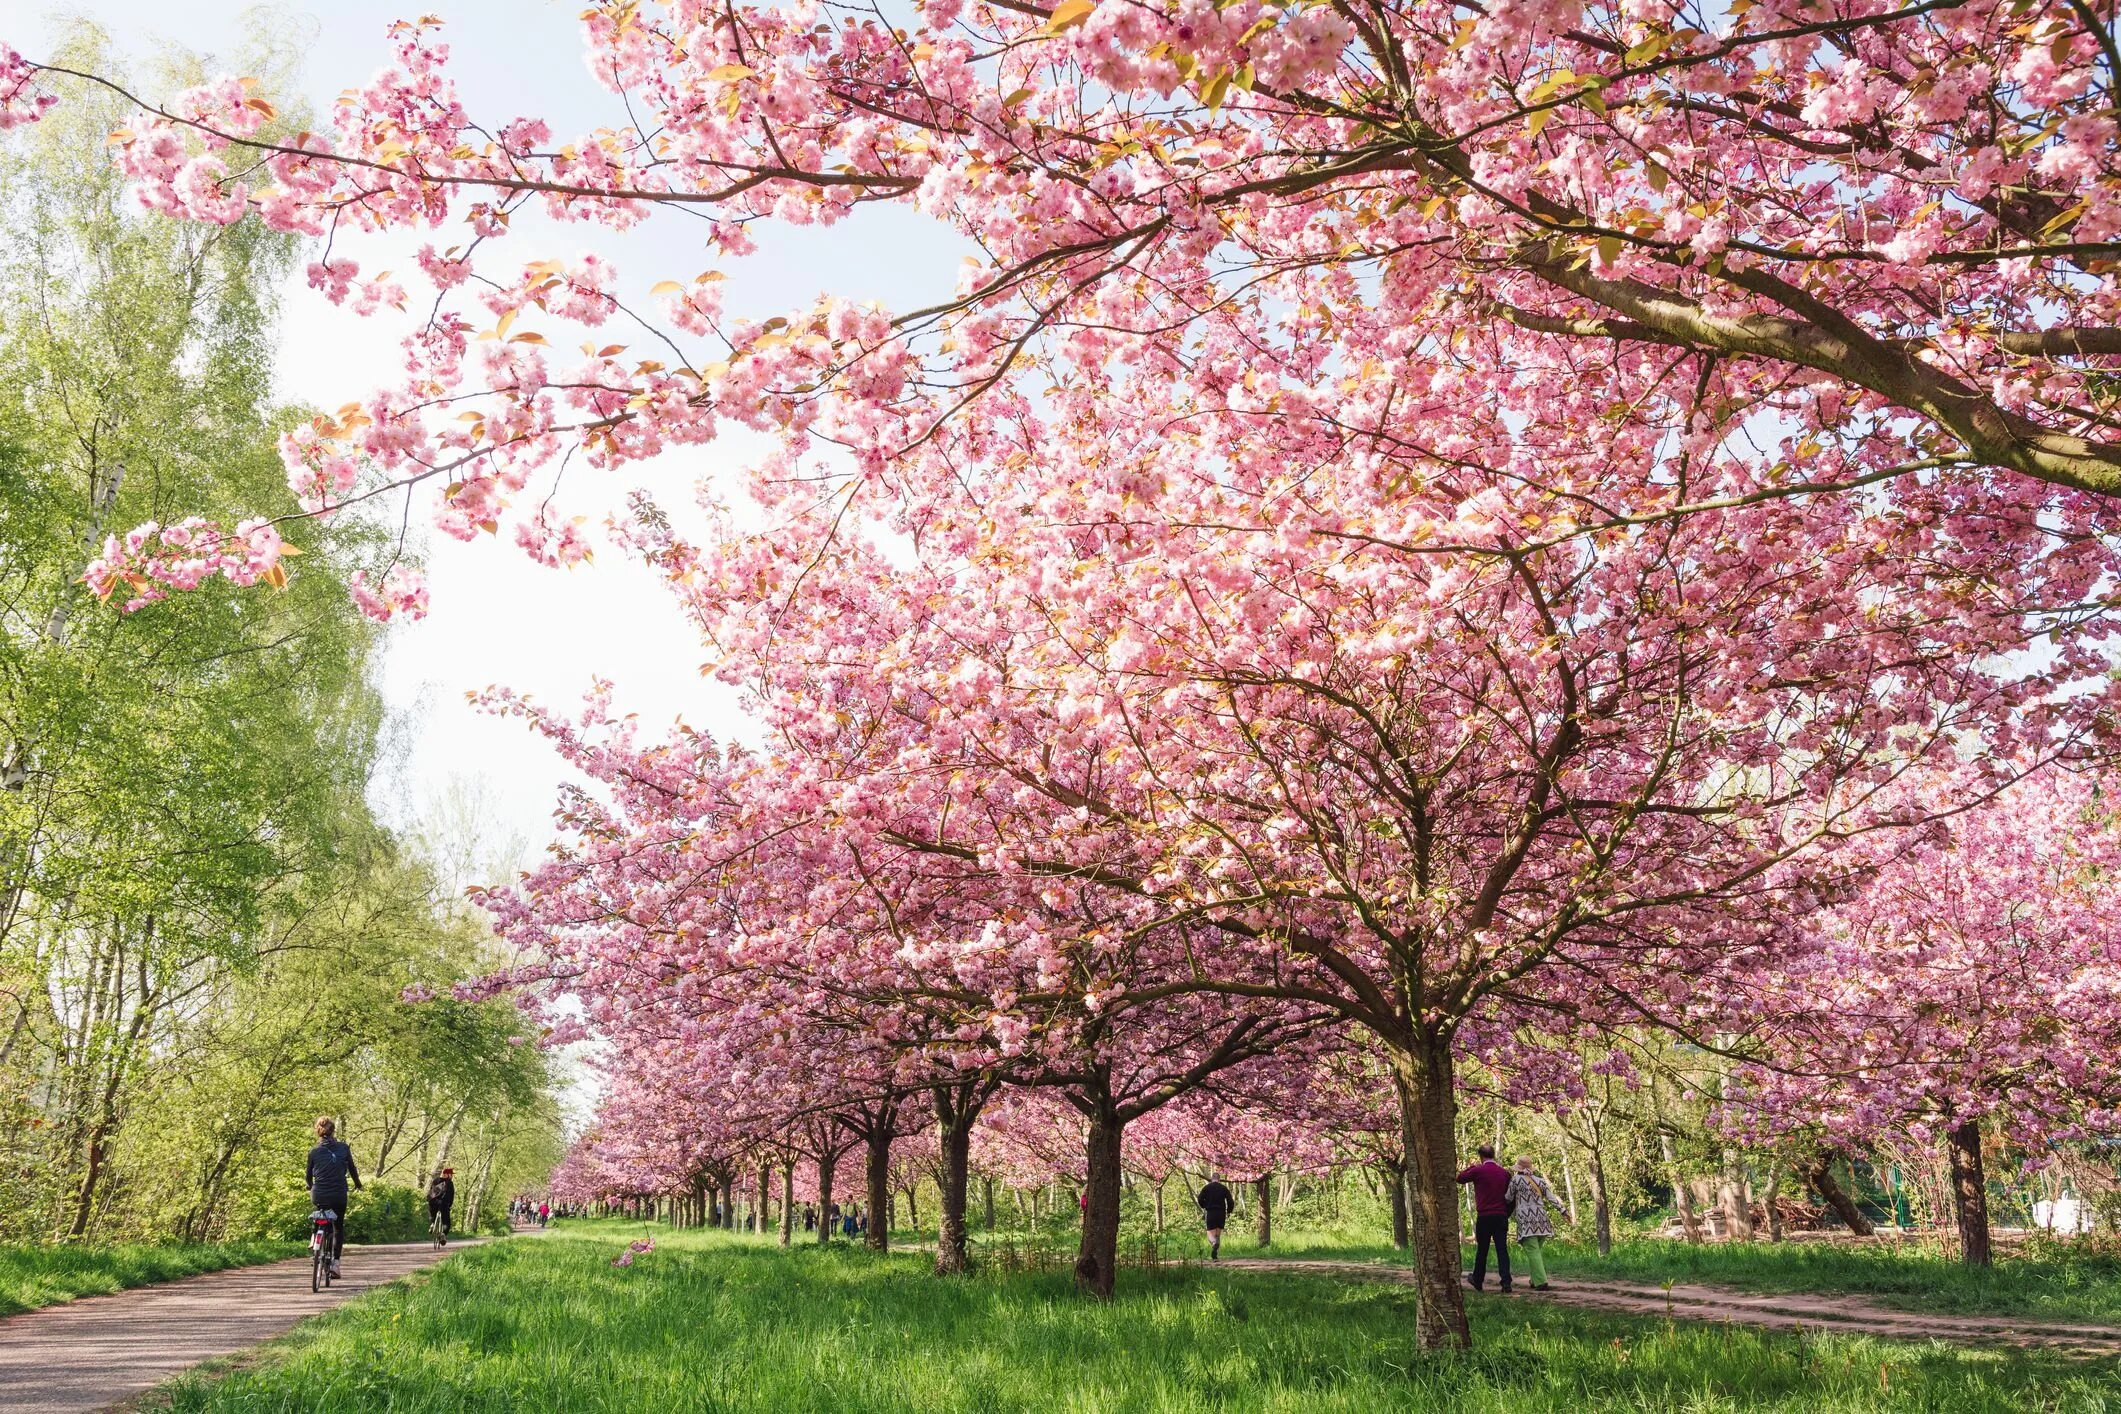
[{"xmin": 1457, "ymin": 1144, "xmax": 1513, "ymax": 1292}]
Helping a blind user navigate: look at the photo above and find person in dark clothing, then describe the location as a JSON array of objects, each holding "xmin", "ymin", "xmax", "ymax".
[
  {"xmin": 305, "ymin": 1116, "xmax": 362, "ymax": 1276},
  {"xmin": 1197, "ymin": 1178, "xmax": 1235, "ymax": 1260},
  {"xmin": 1457, "ymin": 1144, "xmax": 1512, "ymax": 1292},
  {"xmin": 427, "ymin": 1167, "xmax": 456, "ymax": 1244}
]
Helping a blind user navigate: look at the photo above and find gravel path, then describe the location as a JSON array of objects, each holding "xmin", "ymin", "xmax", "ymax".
[
  {"xmin": 1217, "ymin": 1257, "xmax": 2121, "ymax": 1355},
  {"xmin": 0, "ymin": 1241, "xmax": 478, "ymax": 1413}
]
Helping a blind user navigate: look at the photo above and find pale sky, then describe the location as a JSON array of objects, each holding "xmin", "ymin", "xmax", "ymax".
[{"xmin": 9, "ymin": 0, "xmax": 972, "ymax": 855}]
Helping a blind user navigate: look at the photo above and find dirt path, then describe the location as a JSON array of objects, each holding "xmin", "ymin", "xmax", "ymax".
[
  {"xmin": 1217, "ymin": 1257, "xmax": 2121, "ymax": 1355},
  {"xmin": 0, "ymin": 1241, "xmax": 481, "ymax": 1414}
]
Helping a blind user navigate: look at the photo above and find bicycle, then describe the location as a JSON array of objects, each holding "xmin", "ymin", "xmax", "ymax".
[
  {"xmin": 309, "ymin": 1209, "xmax": 338, "ymax": 1292},
  {"xmin": 429, "ymin": 1209, "xmax": 447, "ymax": 1250}
]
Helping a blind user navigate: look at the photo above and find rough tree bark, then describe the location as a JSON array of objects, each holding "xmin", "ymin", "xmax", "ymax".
[
  {"xmin": 1947, "ymin": 1120, "xmax": 1993, "ymax": 1268},
  {"xmin": 1075, "ymin": 1109, "xmax": 1125, "ymax": 1298},
  {"xmin": 1386, "ymin": 1160, "xmax": 1410, "ymax": 1249},
  {"xmin": 816, "ymin": 1152, "xmax": 837, "ymax": 1246},
  {"xmin": 1395, "ymin": 1039, "xmax": 1471, "ymax": 1350},
  {"xmin": 865, "ymin": 1126, "xmax": 893, "ymax": 1252},
  {"xmin": 932, "ymin": 1082, "xmax": 983, "ymax": 1273},
  {"xmin": 780, "ymin": 1160, "xmax": 795, "ymax": 1247},
  {"xmin": 1806, "ymin": 1148, "xmax": 1876, "ymax": 1236}
]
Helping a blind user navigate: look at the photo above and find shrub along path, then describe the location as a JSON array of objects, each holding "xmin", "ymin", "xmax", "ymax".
[
  {"xmin": 1218, "ymin": 1258, "xmax": 2121, "ymax": 1356},
  {"xmin": 0, "ymin": 1240, "xmax": 481, "ymax": 1414}
]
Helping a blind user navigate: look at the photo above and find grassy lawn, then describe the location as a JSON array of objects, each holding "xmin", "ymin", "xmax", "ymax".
[
  {"xmin": 1537, "ymin": 1236, "xmax": 2121, "ymax": 1326},
  {"xmin": 159, "ymin": 1223, "xmax": 2121, "ymax": 1412},
  {"xmin": 0, "ymin": 1239, "xmax": 301, "ymax": 1317},
  {"xmin": 1026, "ymin": 1221, "xmax": 2121, "ymax": 1327}
]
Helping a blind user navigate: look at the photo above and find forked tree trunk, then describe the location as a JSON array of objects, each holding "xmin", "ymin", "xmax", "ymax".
[
  {"xmin": 1660, "ymin": 1133, "xmax": 1703, "ymax": 1243},
  {"xmin": 1395, "ymin": 1040, "xmax": 1471, "ymax": 1350},
  {"xmin": 1075, "ymin": 1111, "xmax": 1125, "ymax": 1297},
  {"xmin": 865, "ymin": 1129, "xmax": 893, "ymax": 1252},
  {"xmin": 1806, "ymin": 1148, "xmax": 1875, "ymax": 1236},
  {"xmin": 1252, "ymin": 1175, "xmax": 1273, "ymax": 1248},
  {"xmin": 1720, "ymin": 1149, "xmax": 1755, "ymax": 1241},
  {"xmin": 1946, "ymin": 1120, "xmax": 1993, "ymax": 1268},
  {"xmin": 780, "ymin": 1161, "xmax": 795, "ymax": 1247},
  {"xmin": 935, "ymin": 1090, "xmax": 975, "ymax": 1275}
]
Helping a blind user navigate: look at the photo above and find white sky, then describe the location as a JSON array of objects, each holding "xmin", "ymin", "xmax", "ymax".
[{"xmin": 8, "ymin": 0, "xmax": 972, "ymax": 855}]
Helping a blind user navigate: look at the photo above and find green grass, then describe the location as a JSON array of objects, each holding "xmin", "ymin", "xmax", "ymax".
[
  {"xmin": 991, "ymin": 1219, "xmax": 2121, "ymax": 1327},
  {"xmin": 160, "ymin": 1222, "xmax": 2121, "ymax": 1412},
  {"xmin": 0, "ymin": 1239, "xmax": 301, "ymax": 1316},
  {"xmin": 1539, "ymin": 1236, "xmax": 2121, "ymax": 1326}
]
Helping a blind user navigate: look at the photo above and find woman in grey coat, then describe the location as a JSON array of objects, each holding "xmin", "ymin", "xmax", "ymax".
[{"xmin": 1505, "ymin": 1157, "xmax": 1562, "ymax": 1291}]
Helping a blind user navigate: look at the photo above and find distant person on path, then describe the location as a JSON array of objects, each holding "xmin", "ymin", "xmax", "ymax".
[
  {"xmin": 1456, "ymin": 1144, "xmax": 1512, "ymax": 1293},
  {"xmin": 1505, "ymin": 1157, "xmax": 1561, "ymax": 1292},
  {"xmin": 538, "ymin": 1201, "xmax": 550, "ymax": 1227},
  {"xmin": 305, "ymin": 1116, "xmax": 362, "ymax": 1278},
  {"xmin": 1196, "ymin": 1178, "xmax": 1235, "ymax": 1260},
  {"xmin": 427, "ymin": 1168, "xmax": 456, "ymax": 1244}
]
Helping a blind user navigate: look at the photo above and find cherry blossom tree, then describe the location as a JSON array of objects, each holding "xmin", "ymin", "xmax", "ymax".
[
  {"xmin": 1712, "ymin": 770, "xmax": 2121, "ymax": 1265},
  {"xmin": 12, "ymin": 0, "xmax": 2121, "ymax": 1352}
]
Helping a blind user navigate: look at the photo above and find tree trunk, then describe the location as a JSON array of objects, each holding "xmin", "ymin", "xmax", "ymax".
[
  {"xmin": 1661, "ymin": 1132, "xmax": 1703, "ymax": 1243},
  {"xmin": 1720, "ymin": 1149, "xmax": 1755, "ymax": 1241},
  {"xmin": 935, "ymin": 1094, "xmax": 974, "ymax": 1275},
  {"xmin": 756, "ymin": 1166, "xmax": 770, "ymax": 1234},
  {"xmin": 1806, "ymin": 1148, "xmax": 1876, "ymax": 1236},
  {"xmin": 1387, "ymin": 1160, "xmax": 1410, "ymax": 1249},
  {"xmin": 865, "ymin": 1128, "xmax": 892, "ymax": 1252},
  {"xmin": 816, "ymin": 1152, "xmax": 837, "ymax": 1245},
  {"xmin": 1395, "ymin": 1040, "xmax": 1471, "ymax": 1350},
  {"xmin": 1588, "ymin": 1146, "xmax": 1613, "ymax": 1256},
  {"xmin": 1946, "ymin": 1120, "xmax": 1993, "ymax": 1268},
  {"xmin": 1560, "ymin": 1150, "xmax": 1580, "ymax": 1226},
  {"xmin": 780, "ymin": 1161, "xmax": 795, "ymax": 1246},
  {"xmin": 1252, "ymin": 1174, "xmax": 1273, "ymax": 1248},
  {"xmin": 983, "ymin": 1176, "xmax": 995, "ymax": 1231},
  {"xmin": 1764, "ymin": 1163, "xmax": 1785, "ymax": 1243},
  {"xmin": 1074, "ymin": 1111, "xmax": 1125, "ymax": 1298},
  {"xmin": 1152, "ymin": 1179, "xmax": 1165, "ymax": 1233}
]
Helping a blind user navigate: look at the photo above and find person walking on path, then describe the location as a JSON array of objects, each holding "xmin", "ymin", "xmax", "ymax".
[
  {"xmin": 1506, "ymin": 1156, "xmax": 1561, "ymax": 1292},
  {"xmin": 304, "ymin": 1116, "xmax": 361, "ymax": 1279},
  {"xmin": 426, "ymin": 1168, "xmax": 456, "ymax": 1244},
  {"xmin": 1457, "ymin": 1144, "xmax": 1513, "ymax": 1292},
  {"xmin": 1196, "ymin": 1178, "xmax": 1235, "ymax": 1260},
  {"xmin": 537, "ymin": 1201, "xmax": 550, "ymax": 1228}
]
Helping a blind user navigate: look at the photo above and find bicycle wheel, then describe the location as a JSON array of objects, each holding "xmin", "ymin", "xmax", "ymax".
[{"xmin": 312, "ymin": 1247, "xmax": 325, "ymax": 1293}]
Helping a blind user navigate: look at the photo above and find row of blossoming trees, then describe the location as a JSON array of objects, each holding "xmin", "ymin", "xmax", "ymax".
[{"xmin": 10, "ymin": 0, "xmax": 2121, "ymax": 1349}]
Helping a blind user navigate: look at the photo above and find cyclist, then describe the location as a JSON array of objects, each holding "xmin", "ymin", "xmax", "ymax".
[
  {"xmin": 305, "ymin": 1116, "xmax": 362, "ymax": 1278},
  {"xmin": 426, "ymin": 1167, "xmax": 456, "ymax": 1244}
]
